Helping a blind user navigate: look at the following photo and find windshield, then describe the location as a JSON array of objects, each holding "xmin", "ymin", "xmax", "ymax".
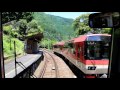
[{"xmin": 85, "ymin": 36, "xmax": 111, "ymax": 60}]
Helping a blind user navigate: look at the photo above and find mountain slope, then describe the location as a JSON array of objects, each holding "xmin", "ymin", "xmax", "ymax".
[{"xmin": 33, "ymin": 12, "xmax": 75, "ymax": 41}]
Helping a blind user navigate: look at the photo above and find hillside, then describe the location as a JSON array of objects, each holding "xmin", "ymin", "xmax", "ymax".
[{"xmin": 33, "ymin": 12, "xmax": 75, "ymax": 41}]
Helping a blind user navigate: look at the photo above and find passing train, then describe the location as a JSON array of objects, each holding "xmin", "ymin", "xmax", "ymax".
[{"xmin": 53, "ymin": 34, "xmax": 111, "ymax": 78}]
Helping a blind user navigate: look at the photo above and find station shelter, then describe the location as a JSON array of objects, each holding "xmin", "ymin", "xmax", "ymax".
[{"xmin": 25, "ymin": 33, "xmax": 43, "ymax": 54}]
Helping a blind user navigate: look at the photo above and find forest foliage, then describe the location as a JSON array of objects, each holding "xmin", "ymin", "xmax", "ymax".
[
  {"xmin": 33, "ymin": 12, "xmax": 75, "ymax": 48},
  {"xmin": 72, "ymin": 13, "xmax": 111, "ymax": 36}
]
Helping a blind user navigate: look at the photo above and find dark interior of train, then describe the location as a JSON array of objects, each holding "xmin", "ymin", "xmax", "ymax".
[{"xmin": 109, "ymin": 28, "xmax": 120, "ymax": 77}]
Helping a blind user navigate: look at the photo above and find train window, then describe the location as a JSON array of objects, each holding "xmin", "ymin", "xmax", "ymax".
[
  {"xmin": 87, "ymin": 36, "xmax": 101, "ymax": 41},
  {"xmin": 72, "ymin": 44, "xmax": 76, "ymax": 54},
  {"xmin": 66, "ymin": 42, "xmax": 75, "ymax": 54},
  {"xmin": 86, "ymin": 41, "xmax": 110, "ymax": 60},
  {"xmin": 78, "ymin": 47, "xmax": 82, "ymax": 58},
  {"xmin": 53, "ymin": 45, "xmax": 57, "ymax": 48},
  {"xmin": 64, "ymin": 44, "xmax": 68, "ymax": 48},
  {"xmin": 87, "ymin": 36, "xmax": 111, "ymax": 42},
  {"xmin": 68, "ymin": 43, "xmax": 73, "ymax": 48}
]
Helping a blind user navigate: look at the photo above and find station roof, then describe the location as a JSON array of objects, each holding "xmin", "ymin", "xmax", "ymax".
[{"xmin": 26, "ymin": 33, "xmax": 43, "ymax": 41}]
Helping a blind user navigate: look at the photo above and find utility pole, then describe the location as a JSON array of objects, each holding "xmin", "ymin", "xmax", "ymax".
[
  {"xmin": 0, "ymin": 12, "xmax": 5, "ymax": 78},
  {"xmin": 14, "ymin": 41, "xmax": 17, "ymax": 76}
]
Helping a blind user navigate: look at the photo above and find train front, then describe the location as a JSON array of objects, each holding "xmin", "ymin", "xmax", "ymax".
[{"xmin": 84, "ymin": 34, "xmax": 111, "ymax": 78}]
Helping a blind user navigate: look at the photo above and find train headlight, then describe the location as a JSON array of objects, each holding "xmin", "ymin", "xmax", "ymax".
[{"xmin": 88, "ymin": 66, "xmax": 96, "ymax": 70}]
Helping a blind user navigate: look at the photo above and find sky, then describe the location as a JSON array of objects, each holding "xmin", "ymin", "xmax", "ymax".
[{"xmin": 45, "ymin": 12, "xmax": 96, "ymax": 19}]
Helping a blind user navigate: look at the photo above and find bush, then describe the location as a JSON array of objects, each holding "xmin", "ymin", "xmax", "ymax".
[{"xmin": 3, "ymin": 35, "xmax": 24, "ymax": 58}]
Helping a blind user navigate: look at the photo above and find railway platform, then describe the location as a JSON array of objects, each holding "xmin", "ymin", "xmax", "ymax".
[{"xmin": 5, "ymin": 52, "xmax": 42, "ymax": 78}]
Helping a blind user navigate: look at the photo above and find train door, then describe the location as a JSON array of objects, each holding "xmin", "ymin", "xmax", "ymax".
[
  {"xmin": 77, "ymin": 43, "xmax": 81, "ymax": 60},
  {"xmin": 79, "ymin": 42, "xmax": 84, "ymax": 62},
  {"xmin": 72, "ymin": 43, "xmax": 76, "ymax": 57},
  {"xmin": 76, "ymin": 43, "xmax": 82, "ymax": 60},
  {"xmin": 76, "ymin": 43, "xmax": 79, "ymax": 60},
  {"xmin": 77, "ymin": 42, "xmax": 85, "ymax": 70},
  {"xmin": 74, "ymin": 43, "xmax": 79, "ymax": 66},
  {"xmin": 76, "ymin": 43, "xmax": 84, "ymax": 62}
]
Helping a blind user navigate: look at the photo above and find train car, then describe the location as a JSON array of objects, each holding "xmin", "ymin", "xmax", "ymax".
[
  {"xmin": 53, "ymin": 34, "xmax": 111, "ymax": 78},
  {"xmin": 53, "ymin": 41, "xmax": 65, "ymax": 51}
]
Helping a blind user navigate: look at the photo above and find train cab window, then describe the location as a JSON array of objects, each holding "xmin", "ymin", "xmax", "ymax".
[
  {"xmin": 94, "ymin": 42, "xmax": 101, "ymax": 58},
  {"xmin": 86, "ymin": 42, "xmax": 96, "ymax": 59},
  {"xmin": 102, "ymin": 42, "xmax": 110, "ymax": 59},
  {"xmin": 86, "ymin": 42, "xmax": 110, "ymax": 60},
  {"xmin": 85, "ymin": 36, "xmax": 111, "ymax": 60}
]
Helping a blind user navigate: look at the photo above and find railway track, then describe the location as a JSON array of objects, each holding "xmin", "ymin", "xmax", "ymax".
[{"xmin": 39, "ymin": 49, "xmax": 59, "ymax": 78}]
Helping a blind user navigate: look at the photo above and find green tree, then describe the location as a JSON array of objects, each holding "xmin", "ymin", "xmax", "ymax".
[
  {"xmin": 14, "ymin": 19, "xmax": 44, "ymax": 40},
  {"xmin": 18, "ymin": 19, "xmax": 27, "ymax": 38},
  {"xmin": 72, "ymin": 14, "xmax": 106, "ymax": 35},
  {"xmin": 101, "ymin": 28, "xmax": 112, "ymax": 34},
  {"xmin": 33, "ymin": 12, "xmax": 75, "ymax": 41},
  {"xmin": 2, "ymin": 12, "xmax": 33, "ymax": 24},
  {"xmin": 27, "ymin": 20, "xmax": 44, "ymax": 35},
  {"xmin": 73, "ymin": 14, "xmax": 93, "ymax": 35}
]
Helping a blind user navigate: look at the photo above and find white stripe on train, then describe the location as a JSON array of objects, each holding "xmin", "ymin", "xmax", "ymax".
[{"xmin": 54, "ymin": 51, "xmax": 108, "ymax": 75}]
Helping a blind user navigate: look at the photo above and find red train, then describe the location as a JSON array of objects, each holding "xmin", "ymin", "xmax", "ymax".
[{"xmin": 53, "ymin": 34, "xmax": 111, "ymax": 78}]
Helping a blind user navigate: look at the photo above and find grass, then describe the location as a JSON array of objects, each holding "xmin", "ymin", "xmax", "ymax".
[{"xmin": 3, "ymin": 35, "xmax": 24, "ymax": 60}]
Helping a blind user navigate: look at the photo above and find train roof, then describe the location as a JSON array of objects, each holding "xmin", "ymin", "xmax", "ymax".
[
  {"xmin": 86, "ymin": 34, "xmax": 111, "ymax": 37},
  {"xmin": 74, "ymin": 34, "xmax": 111, "ymax": 43},
  {"xmin": 74, "ymin": 35, "xmax": 87, "ymax": 43},
  {"xmin": 53, "ymin": 34, "xmax": 111, "ymax": 45},
  {"xmin": 53, "ymin": 41, "xmax": 65, "ymax": 46}
]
